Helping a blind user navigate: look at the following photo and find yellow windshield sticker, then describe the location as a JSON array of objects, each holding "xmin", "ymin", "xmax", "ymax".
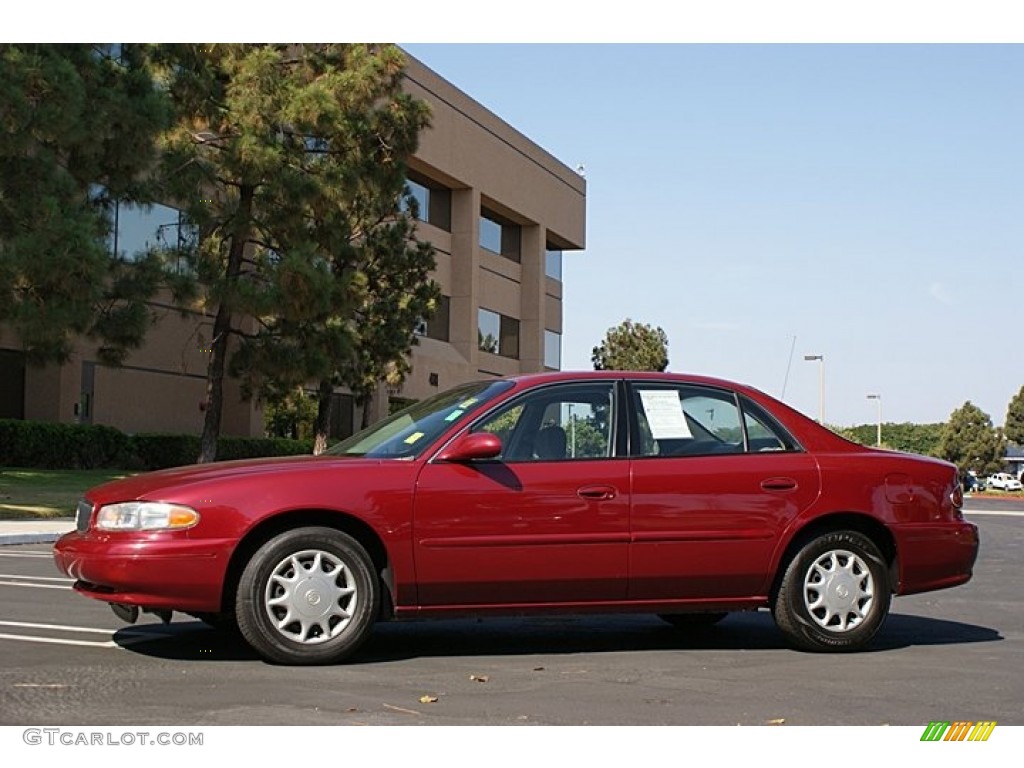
[
  {"xmin": 403, "ymin": 431, "xmax": 425, "ymax": 445},
  {"xmin": 458, "ymin": 397, "xmax": 478, "ymax": 408}
]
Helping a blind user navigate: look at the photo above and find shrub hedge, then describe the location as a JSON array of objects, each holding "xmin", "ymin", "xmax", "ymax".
[{"xmin": 0, "ymin": 419, "xmax": 313, "ymax": 470}]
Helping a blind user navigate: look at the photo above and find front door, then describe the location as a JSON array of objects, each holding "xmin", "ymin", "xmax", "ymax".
[{"xmin": 412, "ymin": 381, "xmax": 630, "ymax": 606}]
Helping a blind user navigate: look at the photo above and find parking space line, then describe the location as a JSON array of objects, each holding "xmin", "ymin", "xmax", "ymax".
[
  {"xmin": 0, "ymin": 619, "xmax": 178, "ymax": 649},
  {"xmin": 0, "ymin": 580, "xmax": 70, "ymax": 590},
  {"xmin": 0, "ymin": 552, "xmax": 54, "ymax": 558},
  {"xmin": 963, "ymin": 510, "xmax": 1024, "ymax": 517},
  {"xmin": 0, "ymin": 632, "xmax": 118, "ymax": 648},
  {"xmin": 0, "ymin": 620, "xmax": 118, "ymax": 634},
  {"xmin": 0, "ymin": 573, "xmax": 73, "ymax": 582}
]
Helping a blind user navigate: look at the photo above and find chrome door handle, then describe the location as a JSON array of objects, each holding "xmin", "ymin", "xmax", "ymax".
[
  {"xmin": 577, "ymin": 485, "xmax": 617, "ymax": 500},
  {"xmin": 761, "ymin": 478, "xmax": 798, "ymax": 492}
]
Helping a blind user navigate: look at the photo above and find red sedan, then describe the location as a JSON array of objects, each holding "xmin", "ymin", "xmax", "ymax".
[{"xmin": 54, "ymin": 371, "xmax": 978, "ymax": 664}]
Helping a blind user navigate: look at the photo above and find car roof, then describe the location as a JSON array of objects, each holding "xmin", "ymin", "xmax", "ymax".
[
  {"xmin": 501, "ymin": 369, "xmax": 760, "ymax": 393},
  {"xmin": 491, "ymin": 370, "xmax": 887, "ymax": 456}
]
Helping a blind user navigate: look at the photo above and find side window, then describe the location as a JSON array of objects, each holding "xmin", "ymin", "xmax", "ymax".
[
  {"xmin": 740, "ymin": 396, "xmax": 800, "ymax": 452},
  {"xmin": 473, "ymin": 383, "xmax": 616, "ymax": 461},
  {"xmin": 631, "ymin": 385, "xmax": 744, "ymax": 458}
]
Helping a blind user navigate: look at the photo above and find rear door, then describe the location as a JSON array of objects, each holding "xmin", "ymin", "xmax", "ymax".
[{"xmin": 626, "ymin": 382, "xmax": 821, "ymax": 600}]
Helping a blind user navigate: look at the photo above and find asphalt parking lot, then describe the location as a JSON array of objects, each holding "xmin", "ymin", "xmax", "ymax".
[{"xmin": 1, "ymin": 500, "xmax": 1022, "ymax": 726}]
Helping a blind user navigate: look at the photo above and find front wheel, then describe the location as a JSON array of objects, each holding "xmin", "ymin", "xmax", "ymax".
[
  {"xmin": 772, "ymin": 530, "xmax": 890, "ymax": 652},
  {"xmin": 236, "ymin": 527, "xmax": 379, "ymax": 665}
]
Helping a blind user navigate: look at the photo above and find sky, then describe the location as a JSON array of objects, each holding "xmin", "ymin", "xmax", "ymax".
[{"xmin": 402, "ymin": 43, "xmax": 1024, "ymax": 428}]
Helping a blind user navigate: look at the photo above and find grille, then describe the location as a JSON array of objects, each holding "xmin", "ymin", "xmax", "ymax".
[{"xmin": 76, "ymin": 500, "xmax": 94, "ymax": 532}]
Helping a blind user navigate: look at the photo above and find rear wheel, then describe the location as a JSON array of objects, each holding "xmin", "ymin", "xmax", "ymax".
[
  {"xmin": 772, "ymin": 530, "xmax": 890, "ymax": 652},
  {"xmin": 236, "ymin": 527, "xmax": 379, "ymax": 665},
  {"xmin": 658, "ymin": 612, "xmax": 728, "ymax": 629}
]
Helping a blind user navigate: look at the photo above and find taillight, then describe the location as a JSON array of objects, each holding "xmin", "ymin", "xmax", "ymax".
[{"xmin": 950, "ymin": 481, "xmax": 964, "ymax": 515}]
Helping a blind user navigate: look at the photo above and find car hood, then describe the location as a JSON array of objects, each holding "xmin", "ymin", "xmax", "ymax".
[{"xmin": 84, "ymin": 455, "xmax": 385, "ymax": 505}]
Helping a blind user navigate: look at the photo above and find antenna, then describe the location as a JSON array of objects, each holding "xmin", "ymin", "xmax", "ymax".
[{"xmin": 781, "ymin": 335, "xmax": 797, "ymax": 400}]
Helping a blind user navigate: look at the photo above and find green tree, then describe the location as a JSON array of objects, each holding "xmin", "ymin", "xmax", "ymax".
[
  {"xmin": 319, "ymin": 215, "xmax": 438, "ymax": 443},
  {"xmin": 835, "ymin": 422, "xmax": 944, "ymax": 456},
  {"xmin": 936, "ymin": 401, "xmax": 1005, "ymax": 475},
  {"xmin": 592, "ymin": 318, "xmax": 670, "ymax": 372},
  {"xmin": 0, "ymin": 44, "xmax": 172, "ymax": 364},
  {"xmin": 478, "ymin": 405, "xmax": 523, "ymax": 445},
  {"xmin": 566, "ymin": 415, "xmax": 609, "ymax": 458},
  {"xmin": 1004, "ymin": 385, "xmax": 1024, "ymax": 447},
  {"xmin": 152, "ymin": 44, "xmax": 432, "ymax": 462},
  {"xmin": 264, "ymin": 386, "xmax": 317, "ymax": 440}
]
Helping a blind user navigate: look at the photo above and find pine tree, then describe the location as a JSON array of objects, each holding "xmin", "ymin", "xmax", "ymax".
[
  {"xmin": 318, "ymin": 219, "xmax": 439, "ymax": 443},
  {"xmin": 1004, "ymin": 386, "xmax": 1024, "ymax": 447},
  {"xmin": 936, "ymin": 401, "xmax": 1005, "ymax": 475},
  {"xmin": 0, "ymin": 44, "xmax": 171, "ymax": 364},
  {"xmin": 152, "ymin": 44, "xmax": 433, "ymax": 462}
]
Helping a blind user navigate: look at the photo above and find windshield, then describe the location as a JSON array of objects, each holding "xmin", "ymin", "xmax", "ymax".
[{"xmin": 326, "ymin": 380, "xmax": 514, "ymax": 459}]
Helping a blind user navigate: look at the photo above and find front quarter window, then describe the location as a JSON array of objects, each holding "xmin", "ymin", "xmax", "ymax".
[{"xmin": 326, "ymin": 380, "xmax": 513, "ymax": 459}]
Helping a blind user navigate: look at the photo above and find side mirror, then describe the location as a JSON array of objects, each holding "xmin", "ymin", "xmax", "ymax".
[{"xmin": 435, "ymin": 432, "xmax": 502, "ymax": 462}]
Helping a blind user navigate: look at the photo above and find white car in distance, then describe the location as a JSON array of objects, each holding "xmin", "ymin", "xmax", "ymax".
[{"xmin": 986, "ymin": 472, "xmax": 1023, "ymax": 492}]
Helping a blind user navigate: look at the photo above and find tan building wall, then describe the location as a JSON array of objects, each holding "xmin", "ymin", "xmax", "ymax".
[
  {"xmin": 0, "ymin": 51, "xmax": 585, "ymax": 439},
  {"xmin": 397, "ymin": 55, "xmax": 585, "ymax": 403}
]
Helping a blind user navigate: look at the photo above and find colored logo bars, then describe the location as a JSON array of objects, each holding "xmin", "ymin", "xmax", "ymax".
[{"xmin": 921, "ymin": 721, "xmax": 997, "ymax": 742}]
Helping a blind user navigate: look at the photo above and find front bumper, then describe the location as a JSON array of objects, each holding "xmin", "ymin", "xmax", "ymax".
[
  {"xmin": 53, "ymin": 530, "xmax": 234, "ymax": 613},
  {"xmin": 892, "ymin": 520, "xmax": 979, "ymax": 595}
]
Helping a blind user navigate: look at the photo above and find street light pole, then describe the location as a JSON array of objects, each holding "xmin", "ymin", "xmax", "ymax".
[
  {"xmin": 866, "ymin": 394, "xmax": 882, "ymax": 447},
  {"xmin": 804, "ymin": 354, "xmax": 825, "ymax": 423}
]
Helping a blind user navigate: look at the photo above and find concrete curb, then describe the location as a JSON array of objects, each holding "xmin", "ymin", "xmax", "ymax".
[
  {"xmin": 0, "ymin": 533, "xmax": 62, "ymax": 546},
  {"xmin": 0, "ymin": 519, "xmax": 75, "ymax": 547}
]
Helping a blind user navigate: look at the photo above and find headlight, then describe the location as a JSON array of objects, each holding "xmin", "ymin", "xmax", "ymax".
[{"xmin": 95, "ymin": 502, "xmax": 200, "ymax": 531}]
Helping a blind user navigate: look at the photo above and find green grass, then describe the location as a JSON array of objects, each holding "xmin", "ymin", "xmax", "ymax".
[{"xmin": 0, "ymin": 467, "xmax": 135, "ymax": 520}]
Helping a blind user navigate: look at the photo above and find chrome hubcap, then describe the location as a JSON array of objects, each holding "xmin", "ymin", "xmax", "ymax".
[
  {"xmin": 264, "ymin": 549, "xmax": 357, "ymax": 644},
  {"xmin": 802, "ymin": 549, "xmax": 874, "ymax": 632}
]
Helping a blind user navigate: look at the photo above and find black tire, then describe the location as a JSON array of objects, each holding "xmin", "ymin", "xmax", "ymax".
[
  {"xmin": 772, "ymin": 530, "xmax": 890, "ymax": 652},
  {"xmin": 658, "ymin": 612, "xmax": 729, "ymax": 629},
  {"xmin": 236, "ymin": 527, "xmax": 379, "ymax": 665}
]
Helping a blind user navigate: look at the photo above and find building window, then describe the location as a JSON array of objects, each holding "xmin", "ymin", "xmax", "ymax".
[
  {"xmin": 414, "ymin": 295, "xmax": 451, "ymax": 343},
  {"xmin": 115, "ymin": 200, "xmax": 190, "ymax": 261},
  {"xmin": 92, "ymin": 44, "xmax": 124, "ymax": 64},
  {"xmin": 480, "ymin": 208, "xmax": 521, "ymax": 263},
  {"xmin": 545, "ymin": 246, "xmax": 563, "ymax": 281},
  {"xmin": 478, "ymin": 308, "xmax": 520, "ymax": 359},
  {"xmin": 405, "ymin": 172, "xmax": 451, "ymax": 231},
  {"xmin": 544, "ymin": 330, "xmax": 561, "ymax": 370},
  {"xmin": 91, "ymin": 185, "xmax": 195, "ymax": 272},
  {"xmin": 479, "ymin": 215, "xmax": 502, "ymax": 255}
]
